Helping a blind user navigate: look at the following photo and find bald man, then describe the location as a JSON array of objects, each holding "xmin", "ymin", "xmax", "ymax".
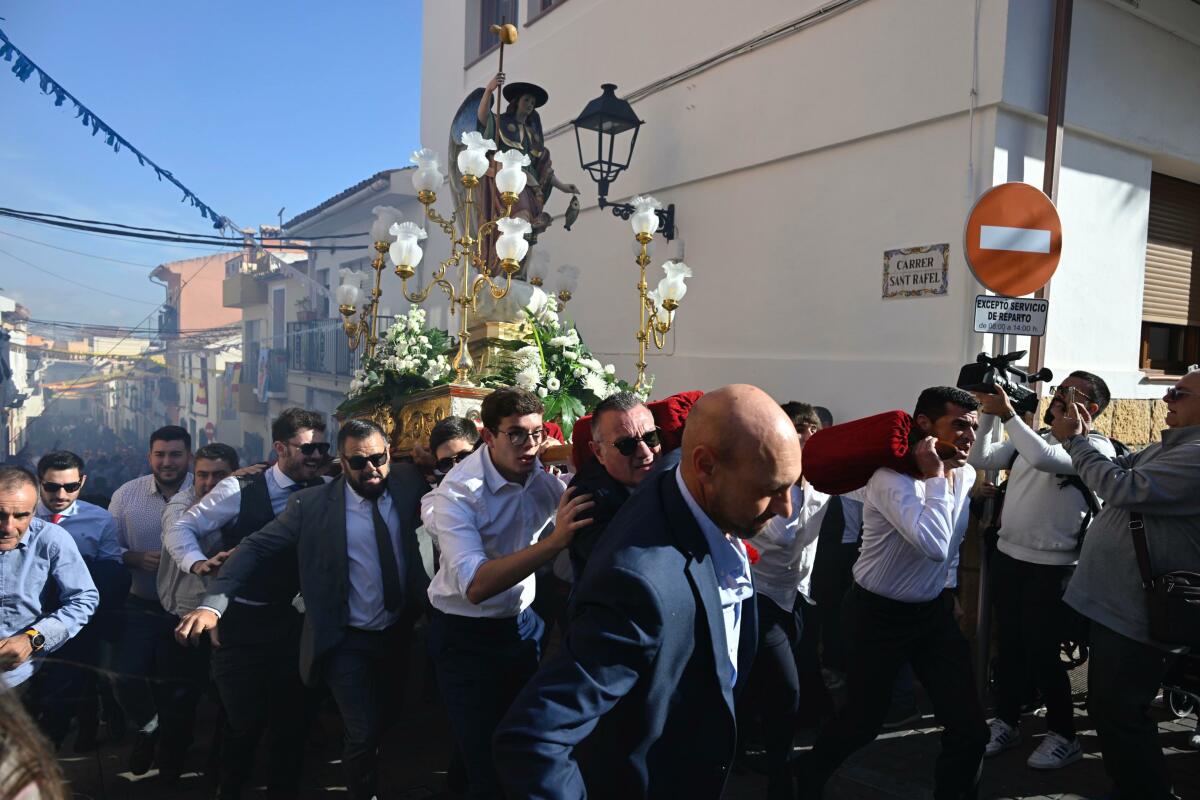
[{"xmin": 494, "ymin": 385, "xmax": 802, "ymax": 800}]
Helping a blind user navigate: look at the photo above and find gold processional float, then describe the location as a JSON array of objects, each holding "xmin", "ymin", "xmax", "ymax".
[{"xmin": 333, "ymin": 23, "xmax": 690, "ymax": 460}]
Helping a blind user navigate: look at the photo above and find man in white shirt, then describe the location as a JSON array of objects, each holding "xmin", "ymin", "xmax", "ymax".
[
  {"xmin": 800, "ymin": 386, "xmax": 989, "ymax": 800},
  {"xmin": 969, "ymin": 371, "xmax": 1116, "ymax": 770},
  {"xmin": 164, "ymin": 408, "xmax": 328, "ymax": 800},
  {"xmin": 422, "ymin": 387, "xmax": 592, "ymax": 800},
  {"xmin": 744, "ymin": 401, "xmax": 829, "ymax": 799},
  {"xmin": 107, "ymin": 425, "xmax": 193, "ymax": 776}
]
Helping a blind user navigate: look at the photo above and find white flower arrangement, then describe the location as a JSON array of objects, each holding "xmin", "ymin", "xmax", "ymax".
[{"xmin": 339, "ymin": 304, "xmax": 453, "ymax": 416}]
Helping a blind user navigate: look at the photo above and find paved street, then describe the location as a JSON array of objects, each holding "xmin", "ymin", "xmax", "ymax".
[{"xmin": 54, "ymin": 630, "xmax": 1200, "ymax": 800}]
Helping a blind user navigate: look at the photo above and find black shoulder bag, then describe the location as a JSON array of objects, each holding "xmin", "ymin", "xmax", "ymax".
[{"xmin": 1130, "ymin": 512, "xmax": 1200, "ymax": 647}]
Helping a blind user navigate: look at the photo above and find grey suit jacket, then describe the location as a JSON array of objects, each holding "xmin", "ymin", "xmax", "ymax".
[{"xmin": 201, "ymin": 464, "xmax": 430, "ymax": 686}]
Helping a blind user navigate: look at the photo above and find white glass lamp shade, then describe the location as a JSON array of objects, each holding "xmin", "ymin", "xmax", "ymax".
[
  {"xmin": 458, "ymin": 131, "xmax": 496, "ymax": 179},
  {"xmin": 631, "ymin": 237, "xmax": 655, "ymax": 261},
  {"xmin": 411, "ymin": 148, "xmax": 444, "ymax": 192},
  {"xmin": 646, "ymin": 288, "xmax": 666, "ymax": 317},
  {"xmin": 335, "ymin": 281, "xmax": 360, "ymax": 307},
  {"xmin": 526, "ymin": 249, "xmax": 550, "ymax": 284},
  {"xmin": 388, "ymin": 222, "xmax": 427, "ymax": 270},
  {"xmin": 658, "ymin": 260, "xmax": 692, "ymax": 303},
  {"xmin": 494, "ymin": 150, "xmax": 531, "ymax": 196},
  {"xmin": 629, "ymin": 195, "xmax": 663, "ymax": 237},
  {"xmin": 495, "ymin": 217, "xmax": 532, "ymax": 264},
  {"xmin": 556, "ymin": 264, "xmax": 580, "ymax": 294},
  {"xmin": 370, "ymin": 205, "xmax": 404, "ymax": 243}
]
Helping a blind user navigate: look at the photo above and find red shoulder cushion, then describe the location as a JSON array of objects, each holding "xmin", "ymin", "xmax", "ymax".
[
  {"xmin": 803, "ymin": 410, "xmax": 919, "ymax": 494},
  {"xmin": 571, "ymin": 390, "xmax": 705, "ymax": 469}
]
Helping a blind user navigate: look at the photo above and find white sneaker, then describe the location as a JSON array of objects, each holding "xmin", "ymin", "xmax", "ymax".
[
  {"xmin": 1026, "ymin": 732, "xmax": 1082, "ymax": 769},
  {"xmin": 984, "ymin": 718, "xmax": 1021, "ymax": 756}
]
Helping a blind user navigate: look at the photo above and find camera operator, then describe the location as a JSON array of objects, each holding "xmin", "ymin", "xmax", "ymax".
[
  {"xmin": 1053, "ymin": 368, "xmax": 1200, "ymax": 799},
  {"xmin": 969, "ymin": 371, "xmax": 1115, "ymax": 770}
]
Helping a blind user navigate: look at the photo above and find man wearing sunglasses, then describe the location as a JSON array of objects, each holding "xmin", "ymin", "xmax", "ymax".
[
  {"xmin": 30, "ymin": 450, "xmax": 124, "ymax": 751},
  {"xmin": 566, "ymin": 391, "xmax": 664, "ymax": 579},
  {"xmin": 969, "ymin": 370, "xmax": 1116, "ymax": 770},
  {"xmin": 422, "ymin": 387, "xmax": 592, "ymax": 799},
  {"xmin": 177, "ymin": 419, "xmax": 429, "ymax": 800},
  {"xmin": 166, "ymin": 407, "xmax": 329, "ymax": 800},
  {"xmin": 1052, "ymin": 367, "xmax": 1200, "ymax": 799}
]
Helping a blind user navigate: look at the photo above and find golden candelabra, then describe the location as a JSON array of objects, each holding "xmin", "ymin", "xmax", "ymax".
[
  {"xmin": 338, "ymin": 241, "xmax": 391, "ymax": 359},
  {"xmin": 397, "ymin": 176, "xmax": 521, "ymax": 385},
  {"xmin": 633, "ymin": 231, "xmax": 678, "ymax": 392}
]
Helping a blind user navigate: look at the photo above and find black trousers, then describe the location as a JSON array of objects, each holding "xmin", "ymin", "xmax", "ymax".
[
  {"xmin": 801, "ymin": 585, "xmax": 988, "ymax": 800},
  {"xmin": 324, "ymin": 624, "xmax": 412, "ymax": 800},
  {"xmin": 427, "ymin": 607, "xmax": 543, "ymax": 800},
  {"xmin": 210, "ymin": 603, "xmax": 309, "ymax": 799},
  {"xmin": 990, "ymin": 549, "xmax": 1076, "ymax": 737},
  {"xmin": 739, "ymin": 595, "xmax": 802, "ymax": 800},
  {"xmin": 1087, "ymin": 620, "xmax": 1176, "ymax": 799}
]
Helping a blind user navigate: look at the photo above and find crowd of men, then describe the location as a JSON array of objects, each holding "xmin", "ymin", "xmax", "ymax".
[{"xmin": 0, "ymin": 366, "xmax": 1198, "ymax": 800}]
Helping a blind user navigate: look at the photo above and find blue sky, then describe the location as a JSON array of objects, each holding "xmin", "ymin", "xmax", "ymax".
[{"xmin": 0, "ymin": 1, "xmax": 423, "ymax": 328}]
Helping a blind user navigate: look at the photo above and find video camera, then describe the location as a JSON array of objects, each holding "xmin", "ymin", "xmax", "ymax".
[{"xmin": 956, "ymin": 350, "xmax": 1052, "ymax": 416}]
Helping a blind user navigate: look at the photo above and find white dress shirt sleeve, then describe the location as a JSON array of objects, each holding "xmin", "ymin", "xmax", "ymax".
[
  {"xmin": 109, "ymin": 485, "xmax": 131, "ymax": 554},
  {"xmin": 866, "ymin": 470, "xmax": 956, "ymax": 562},
  {"xmin": 427, "ymin": 487, "xmax": 490, "ymax": 600},
  {"xmin": 165, "ymin": 476, "xmax": 242, "ymax": 574}
]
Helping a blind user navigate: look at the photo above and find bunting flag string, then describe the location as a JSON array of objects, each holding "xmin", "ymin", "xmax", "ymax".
[{"xmin": 0, "ymin": 26, "xmax": 228, "ymax": 230}]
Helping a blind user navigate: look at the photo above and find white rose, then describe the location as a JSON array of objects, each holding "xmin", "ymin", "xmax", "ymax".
[
  {"xmin": 547, "ymin": 376, "xmax": 561, "ymax": 391},
  {"xmin": 604, "ymin": 364, "xmax": 616, "ymax": 375},
  {"xmin": 537, "ymin": 387, "xmax": 548, "ymax": 398}
]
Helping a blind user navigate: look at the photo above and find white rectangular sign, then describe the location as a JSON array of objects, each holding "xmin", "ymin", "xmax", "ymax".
[
  {"xmin": 979, "ymin": 224, "xmax": 1052, "ymax": 254},
  {"xmin": 973, "ymin": 295, "xmax": 1049, "ymax": 336}
]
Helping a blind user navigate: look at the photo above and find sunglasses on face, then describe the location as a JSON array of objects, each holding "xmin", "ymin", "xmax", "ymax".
[
  {"xmin": 288, "ymin": 441, "xmax": 331, "ymax": 457},
  {"xmin": 1165, "ymin": 387, "xmax": 1197, "ymax": 402},
  {"xmin": 496, "ymin": 428, "xmax": 548, "ymax": 448},
  {"xmin": 343, "ymin": 452, "xmax": 388, "ymax": 471},
  {"xmin": 435, "ymin": 451, "xmax": 474, "ymax": 474},
  {"xmin": 42, "ymin": 481, "xmax": 82, "ymax": 494},
  {"xmin": 1049, "ymin": 385, "xmax": 1094, "ymax": 404},
  {"xmin": 603, "ymin": 428, "xmax": 663, "ymax": 456}
]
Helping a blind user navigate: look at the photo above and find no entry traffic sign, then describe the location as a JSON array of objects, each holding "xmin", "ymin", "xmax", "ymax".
[{"xmin": 964, "ymin": 182, "xmax": 1062, "ymax": 297}]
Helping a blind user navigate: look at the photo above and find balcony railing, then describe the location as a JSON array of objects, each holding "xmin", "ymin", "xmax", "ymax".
[{"xmin": 287, "ymin": 320, "xmax": 357, "ymax": 377}]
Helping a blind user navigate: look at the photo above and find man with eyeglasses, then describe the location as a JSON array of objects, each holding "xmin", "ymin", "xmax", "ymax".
[
  {"xmin": 177, "ymin": 419, "xmax": 429, "ymax": 800},
  {"xmin": 107, "ymin": 425, "xmax": 194, "ymax": 776},
  {"xmin": 30, "ymin": 450, "xmax": 126, "ymax": 751},
  {"xmin": 167, "ymin": 407, "xmax": 329, "ymax": 800},
  {"xmin": 422, "ymin": 387, "xmax": 592, "ymax": 799},
  {"xmin": 566, "ymin": 391, "xmax": 664, "ymax": 579},
  {"xmin": 969, "ymin": 370, "xmax": 1116, "ymax": 770},
  {"xmin": 1052, "ymin": 367, "xmax": 1200, "ymax": 799}
]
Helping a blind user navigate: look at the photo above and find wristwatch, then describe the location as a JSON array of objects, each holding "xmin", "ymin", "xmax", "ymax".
[
  {"xmin": 23, "ymin": 629, "xmax": 45, "ymax": 651},
  {"xmin": 999, "ymin": 410, "xmax": 1015, "ymax": 423}
]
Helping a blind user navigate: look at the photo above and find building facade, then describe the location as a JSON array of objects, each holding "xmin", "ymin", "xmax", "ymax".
[{"xmin": 419, "ymin": 0, "xmax": 1200, "ymax": 443}]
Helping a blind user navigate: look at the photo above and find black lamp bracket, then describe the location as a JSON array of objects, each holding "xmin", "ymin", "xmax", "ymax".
[{"xmin": 597, "ymin": 196, "xmax": 676, "ymax": 241}]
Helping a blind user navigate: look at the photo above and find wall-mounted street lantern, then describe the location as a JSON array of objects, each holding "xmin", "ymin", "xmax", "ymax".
[{"xmin": 572, "ymin": 84, "xmax": 675, "ymax": 241}]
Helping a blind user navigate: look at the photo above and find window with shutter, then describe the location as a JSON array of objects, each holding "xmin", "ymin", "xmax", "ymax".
[{"xmin": 1141, "ymin": 173, "xmax": 1200, "ymax": 374}]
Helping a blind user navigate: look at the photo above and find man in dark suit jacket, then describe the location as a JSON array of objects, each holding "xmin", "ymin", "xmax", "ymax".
[
  {"xmin": 177, "ymin": 419, "xmax": 429, "ymax": 800},
  {"xmin": 494, "ymin": 385, "xmax": 803, "ymax": 799}
]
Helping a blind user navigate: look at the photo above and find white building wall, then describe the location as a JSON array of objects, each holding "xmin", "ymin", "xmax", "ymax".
[{"xmin": 417, "ymin": 0, "xmax": 1200, "ymax": 414}]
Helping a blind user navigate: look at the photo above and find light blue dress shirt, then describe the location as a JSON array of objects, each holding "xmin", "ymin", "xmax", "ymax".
[
  {"xmin": 36, "ymin": 499, "xmax": 122, "ymax": 563},
  {"xmin": 343, "ymin": 482, "xmax": 404, "ymax": 631},
  {"xmin": 674, "ymin": 468, "xmax": 754, "ymax": 686},
  {"xmin": 0, "ymin": 517, "xmax": 99, "ymax": 687}
]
